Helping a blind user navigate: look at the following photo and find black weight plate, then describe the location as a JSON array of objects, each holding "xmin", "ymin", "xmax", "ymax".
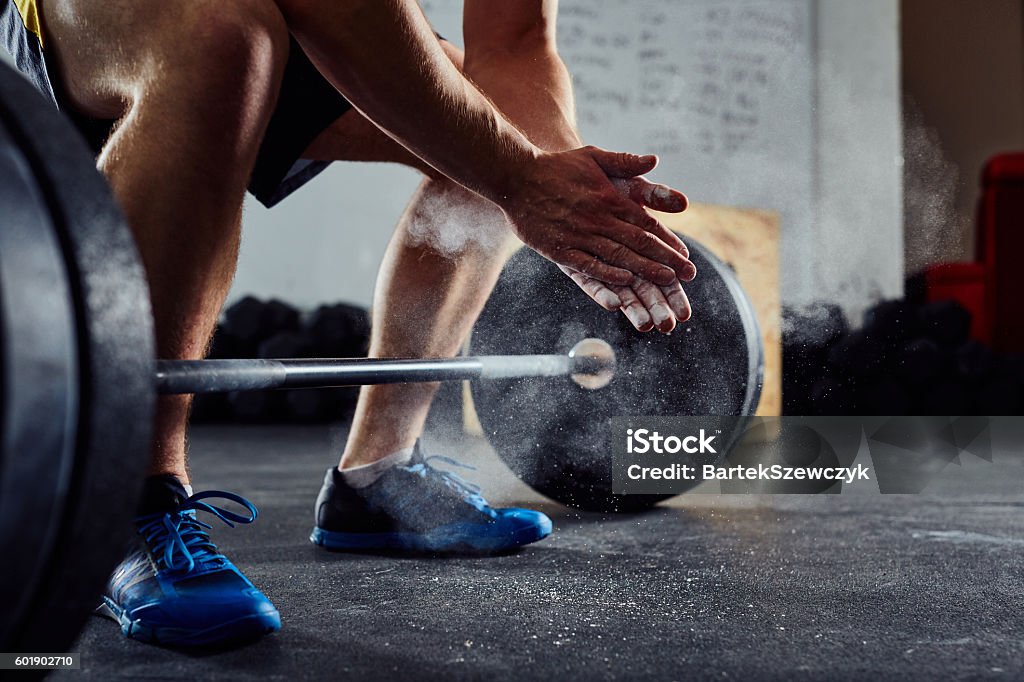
[
  {"xmin": 0, "ymin": 62, "xmax": 155, "ymax": 651},
  {"xmin": 470, "ymin": 238, "xmax": 763, "ymax": 512},
  {"xmin": 0, "ymin": 116, "xmax": 80, "ymax": 648}
]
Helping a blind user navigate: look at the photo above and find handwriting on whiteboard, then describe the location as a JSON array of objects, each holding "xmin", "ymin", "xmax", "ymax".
[{"xmin": 558, "ymin": 0, "xmax": 807, "ymax": 162}]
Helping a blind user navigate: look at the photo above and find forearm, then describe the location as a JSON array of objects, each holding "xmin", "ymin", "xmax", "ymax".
[
  {"xmin": 465, "ymin": 44, "xmax": 581, "ymax": 153},
  {"xmin": 280, "ymin": 0, "xmax": 538, "ymax": 204}
]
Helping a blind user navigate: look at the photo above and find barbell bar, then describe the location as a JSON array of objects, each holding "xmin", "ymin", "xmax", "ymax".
[{"xmin": 154, "ymin": 338, "xmax": 618, "ymax": 394}]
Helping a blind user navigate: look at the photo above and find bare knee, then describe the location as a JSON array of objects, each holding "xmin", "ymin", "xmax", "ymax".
[{"xmin": 404, "ymin": 178, "xmax": 515, "ymax": 259}]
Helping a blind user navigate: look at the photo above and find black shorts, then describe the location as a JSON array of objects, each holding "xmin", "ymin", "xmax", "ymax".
[{"xmin": 1, "ymin": 1, "xmax": 354, "ymax": 207}]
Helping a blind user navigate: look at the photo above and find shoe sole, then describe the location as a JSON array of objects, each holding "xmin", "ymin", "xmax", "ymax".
[
  {"xmin": 310, "ymin": 518, "xmax": 551, "ymax": 554},
  {"xmin": 98, "ymin": 597, "xmax": 280, "ymax": 648}
]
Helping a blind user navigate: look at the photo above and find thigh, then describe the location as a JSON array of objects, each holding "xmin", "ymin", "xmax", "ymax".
[
  {"xmin": 299, "ymin": 39, "xmax": 464, "ymax": 175},
  {"xmin": 40, "ymin": 0, "xmax": 285, "ymax": 119},
  {"xmin": 41, "ymin": 0, "xmax": 184, "ymax": 117}
]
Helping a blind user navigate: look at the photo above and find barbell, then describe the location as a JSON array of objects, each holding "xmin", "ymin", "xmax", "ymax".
[
  {"xmin": 0, "ymin": 59, "xmax": 762, "ymax": 654},
  {"xmin": 154, "ymin": 337, "xmax": 616, "ymax": 394}
]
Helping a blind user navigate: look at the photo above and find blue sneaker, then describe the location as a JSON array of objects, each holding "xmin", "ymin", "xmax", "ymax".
[
  {"xmin": 98, "ymin": 476, "xmax": 281, "ymax": 647},
  {"xmin": 311, "ymin": 443, "xmax": 552, "ymax": 553}
]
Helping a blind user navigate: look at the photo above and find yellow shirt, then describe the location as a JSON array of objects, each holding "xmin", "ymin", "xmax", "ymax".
[{"xmin": 14, "ymin": 0, "xmax": 44, "ymax": 47}]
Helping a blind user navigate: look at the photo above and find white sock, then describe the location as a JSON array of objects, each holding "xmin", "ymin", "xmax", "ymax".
[
  {"xmin": 340, "ymin": 447, "xmax": 414, "ymax": 489},
  {"xmin": 182, "ymin": 484, "xmax": 194, "ymax": 497}
]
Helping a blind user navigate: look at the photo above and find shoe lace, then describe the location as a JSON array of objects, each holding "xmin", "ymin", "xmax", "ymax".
[
  {"xmin": 405, "ymin": 455, "xmax": 492, "ymax": 514},
  {"xmin": 135, "ymin": 491, "xmax": 258, "ymax": 573}
]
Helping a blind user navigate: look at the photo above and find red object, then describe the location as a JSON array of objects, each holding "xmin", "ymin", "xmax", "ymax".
[
  {"xmin": 919, "ymin": 152, "xmax": 1024, "ymax": 351},
  {"xmin": 979, "ymin": 153, "xmax": 1024, "ymax": 353}
]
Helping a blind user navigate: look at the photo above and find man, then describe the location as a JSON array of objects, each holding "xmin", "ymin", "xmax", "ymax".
[{"xmin": 3, "ymin": 0, "xmax": 694, "ymax": 647}]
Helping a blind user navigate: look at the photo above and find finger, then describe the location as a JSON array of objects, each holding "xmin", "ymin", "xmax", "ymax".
[
  {"xmin": 659, "ymin": 279, "xmax": 693, "ymax": 322},
  {"xmin": 632, "ymin": 278, "xmax": 677, "ymax": 334},
  {"xmin": 588, "ymin": 234, "xmax": 682, "ymax": 287},
  {"xmin": 614, "ymin": 177, "xmax": 689, "ymax": 214},
  {"xmin": 587, "ymin": 146, "xmax": 659, "ymax": 178},
  {"xmin": 596, "ymin": 223, "xmax": 696, "ymax": 283},
  {"xmin": 609, "ymin": 180, "xmax": 689, "ymax": 258},
  {"xmin": 608, "ymin": 202, "xmax": 695, "ymax": 273},
  {"xmin": 560, "ymin": 249, "xmax": 634, "ymax": 287},
  {"xmin": 559, "ymin": 265, "xmax": 622, "ymax": 311},
  {"xmin": 616, "ymin": 285, "xmax": 655, "ymax": 332},
  {"xmin": 642, "ymin": 218, "xmax": 690, "ymax": 260}
]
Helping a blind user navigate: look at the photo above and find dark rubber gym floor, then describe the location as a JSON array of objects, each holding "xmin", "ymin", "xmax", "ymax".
[{"xmin": 58, "ymin": 423, "xmax": 1023, "ymax": 681}]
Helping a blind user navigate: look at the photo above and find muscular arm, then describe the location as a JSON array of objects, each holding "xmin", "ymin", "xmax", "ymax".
[
  {"xmin": 463, "ymin": 0, "xmax": 687, "ymax": 209},
  {"xmin": 279, "ymin": 0, "xmax": 694, "ymax": 287},
  {"xmin": 463, "ymin": 0, "xmax": 692, "ymax": 331},
  {"xmin": 463, "ymin": 0, "xmax": 580, "ymax": 152},
  {"xmin": 283, "ymin": 0, "xmax": 535, "ymax": 204}
]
